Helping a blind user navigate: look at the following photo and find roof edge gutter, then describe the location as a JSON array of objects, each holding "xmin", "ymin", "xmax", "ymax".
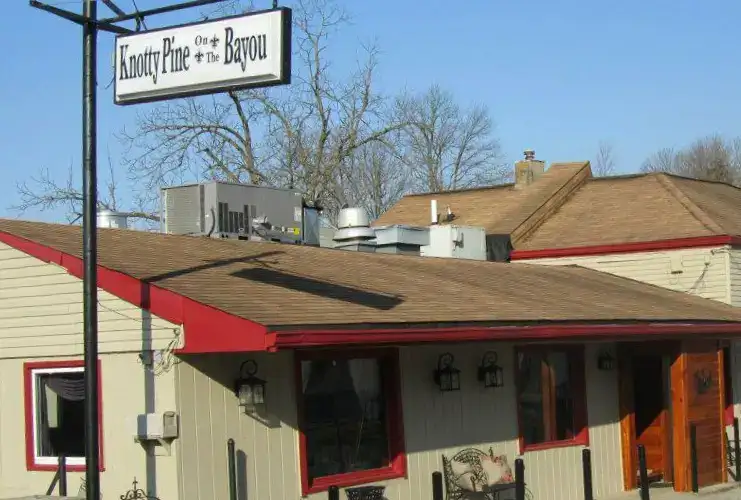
[
  {"xmin": 511, "ymin": 235, "xmax": 740, "ymax": 261},
  {"xmin": 267, "ymin": 321, "xmax": 741, "ymax": 350}
]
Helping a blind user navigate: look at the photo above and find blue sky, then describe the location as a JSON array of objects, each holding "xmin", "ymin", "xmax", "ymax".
[{"xmin": 2, "ymin": 0, "xmax": 740, "ymax": 222}]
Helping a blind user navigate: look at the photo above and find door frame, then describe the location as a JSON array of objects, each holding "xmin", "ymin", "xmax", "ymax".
[{"xmin": 618, "ymin": 341, "xmax": 679, "ymax": 491}]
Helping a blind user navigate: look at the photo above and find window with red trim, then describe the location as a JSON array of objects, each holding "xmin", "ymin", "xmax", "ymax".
[
  {"xmin": 24, "ymin": 361, "xmax": 103, "ymax": 472},
  {"xmin": 516, "ymin": 346, "xmax": 588, "ymax": 450},
  {"xmin": 296, "ymin": 349, "xmax": 406, "ymax": 494}
]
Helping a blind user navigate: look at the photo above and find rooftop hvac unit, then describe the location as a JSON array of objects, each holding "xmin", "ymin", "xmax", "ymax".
[
  {"xmin": 420, "ymin": 225, "xmax": 487, "ymax": 261},
  {"xmin": 160, "ymin": 181, "xmax": 321, "ymax": 246}
]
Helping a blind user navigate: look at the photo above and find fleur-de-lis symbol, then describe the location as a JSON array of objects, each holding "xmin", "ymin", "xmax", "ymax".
[
  {"xmin": 210, "ymin": 35, "xmax": 220, "ymax": 49},
  {"xmin": 195, "ymin": 51, "xmax": 204, "ymax": 63}
]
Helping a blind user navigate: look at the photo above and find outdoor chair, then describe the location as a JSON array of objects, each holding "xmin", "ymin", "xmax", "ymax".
[{"xmin": 441, "ymin": 447, "xmax": 531, "ymax": 500}]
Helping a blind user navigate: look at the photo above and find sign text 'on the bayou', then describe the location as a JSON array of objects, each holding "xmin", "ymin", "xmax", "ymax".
[{"xmin": 114, "ymin": 8, "xmax": 292, "ymax": 105}]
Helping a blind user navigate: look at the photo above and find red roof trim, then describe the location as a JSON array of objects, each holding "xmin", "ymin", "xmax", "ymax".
[
  {"xmin": 6, "ymin": 229, "xmax": 741, "ymax": 353},
  {"xmin": 267, "ymin": 322, "xmax": 741, "ymax": 350},
  {"xmin": 510, "ymin": 235, "xmax": 741, "ymax": 260},
  {"xmin": 0, "ymin": 231, "xmax": 269, "ymax": 353}
]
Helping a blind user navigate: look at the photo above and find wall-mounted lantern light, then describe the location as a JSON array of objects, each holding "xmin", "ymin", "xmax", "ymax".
[
  {"xmin": 597, "ymin": 351, "xmax": 615, "ymax": 371},
  {"xmin": 234, "ymin": 360, "xmax": 266, "ymax": 413},
  {"xmin": 433, "ymin": 353, "xmax": 461, "ymax": 392},
  {"xmin": 694, "ymin": 368, "xmax": 713, "ymax": 395},
  {"xmin": 477, "ymin": 351, "xmax": 504, "ymax": 388}
]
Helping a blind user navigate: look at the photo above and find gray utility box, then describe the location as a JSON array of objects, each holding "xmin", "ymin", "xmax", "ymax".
[{"xmin": 161, "ymin": 181, "xmax": 319, "ymax": 245}]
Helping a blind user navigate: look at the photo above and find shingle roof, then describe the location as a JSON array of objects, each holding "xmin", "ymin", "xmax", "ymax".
[
  {"xmin": 3, "ymin": 219, "xmax": 741, "ymax": 328},
  {"xmin": 373, "ymin": 162, "xmax": 590, "ymax": 240},
  {"xmin": 378, "ymin": 163, "xmax": 741, "ymax": 252},
  {"xmin": 517, "ymin": 173, "xmax": 741, "ymax": 251}
]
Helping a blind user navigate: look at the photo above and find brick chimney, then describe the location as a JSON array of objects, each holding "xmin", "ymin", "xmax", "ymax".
[{"xmin": 514, "ymin": 149, "xmax": 546, "ymax": 189}]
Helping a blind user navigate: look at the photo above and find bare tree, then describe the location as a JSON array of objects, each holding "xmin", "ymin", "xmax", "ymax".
[
  {"xmin": 641, "ymin": 135, "xmax": 741, "ymax": 185},
  {"xmin": 13, "ymin": 0, "xmax": 504, "ymax": 224},
  {"xmin": 340, "ymin": 138, "xmax": 409, "ymax": 220},
  {"xmin": 118, "ymin": 0, "xmax": 404, "ymax": 223},
  {"xmin": 592, "ymin": 141, "xmax": 617, "ymax": 177},
  {"xmin": 12, "ymin": 154, "xmax": 158, "ymax": 225},
  {"xmin": 395, "ymin": 84, "xmax": 506, "ymax": 193}
]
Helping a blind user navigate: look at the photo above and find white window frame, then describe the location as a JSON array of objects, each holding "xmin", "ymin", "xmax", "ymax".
[{"xmin": 30, "ymin": 366, "xmax": 86, "ymax": 467}]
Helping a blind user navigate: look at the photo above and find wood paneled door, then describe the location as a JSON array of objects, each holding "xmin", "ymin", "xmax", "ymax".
[
  {"xmin": 619, "ymin": 342, "xmax": 678, "ymax": 491},
  {"xmin": 670, "ymin": 341, "xmax": 727, "ymax": 491}
]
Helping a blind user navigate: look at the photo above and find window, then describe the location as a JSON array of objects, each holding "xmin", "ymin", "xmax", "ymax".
[
  {"xmin": 296, "ymin": 349, "xmax": 406, "ymax": 494},
  {"xmin": 515, "ymin": 346, "xmax": 588, "ymax": 451},
  {"xmin": 24, "ymin": 361, "xmax": 103, "ymax": 471}
]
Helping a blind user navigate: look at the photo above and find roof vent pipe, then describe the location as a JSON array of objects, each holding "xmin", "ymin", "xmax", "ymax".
[{"xmin": 431, "ymin": 199, "xmax": 438, "ymax": 225}]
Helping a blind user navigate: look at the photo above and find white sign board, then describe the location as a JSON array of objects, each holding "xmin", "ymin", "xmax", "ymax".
[{"xmin": 114, "ymin": 8, "xmax": 291, "ymax": 105}]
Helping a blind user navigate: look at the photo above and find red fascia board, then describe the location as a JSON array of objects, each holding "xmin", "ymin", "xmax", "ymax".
[
  {"xmin": 0, "ymin": 231, "xmax": 268, "ymax": 353},
  {"xmin": 266, "ymin": 322, "xmax": 741, "ymax": 350},
  {"xmin": 510, "ymin": 235, "xmax": 741, "ymax": 261}
]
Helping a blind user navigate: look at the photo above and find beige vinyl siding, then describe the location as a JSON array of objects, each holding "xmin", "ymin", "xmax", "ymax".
[
  {"xmin": 0, "ymin": 353, "xmax": 180, "ymax": 499},
  {"xmin": 0, "ymin": 241, "xmax": 182, "ymax": 498},
  {"xmin": 0, "ymin": 242, "xmax": 180, "ymax": 358},
  {"xmin": 519, "ymin": 246, "xmax": 731, "ymax": 303},
  {"xmin": 523, "ymin": 246, "xmax": 740, "ymax": 485},
  {"xmin": 176, "ymin": 342, "xmax": 623, "ymax": 500}
]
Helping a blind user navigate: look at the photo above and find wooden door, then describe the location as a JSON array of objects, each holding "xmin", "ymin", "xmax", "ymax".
[
  {"xmin": 633, "ymin": 355, "xmax": 670, "ymax": 479},
  {"xmin": 672, "ymin": 341, "xmax": 727, "ymax": 491}
]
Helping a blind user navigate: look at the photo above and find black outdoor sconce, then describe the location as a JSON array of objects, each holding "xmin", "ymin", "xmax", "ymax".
[
  {"xmin": 234, "ymin": 360, "xmax": 266, "ymax": 413},
  {"xmin": 433, "ymin": 353, "xmax": 461, "ymax": 392},
  {"xmin": 695, "ymin": 368, "xmax": 713, "ymax": 395},
  {"xmin": 597, "ymin": 351, "xmax": 616, "ymax": 371},
  {"xmin": 477, "ymin": 351, "xmax": 504, "ymax": 388}
]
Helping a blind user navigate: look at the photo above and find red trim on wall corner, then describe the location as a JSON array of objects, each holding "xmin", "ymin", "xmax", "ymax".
[
  {"xmin": 23, "ymin": 359, "xmax": 105, "ymax": 472},
  {"xmin": 270, "ymin": 322, "xmax": 741, "ymax": 349},
  {"xmin": 0, "ymin": 231, "xmax": 269, "ymax": 353},
  {"xmin": 510, "ymin": 235, "xmax": 741, "ymax": 261}
]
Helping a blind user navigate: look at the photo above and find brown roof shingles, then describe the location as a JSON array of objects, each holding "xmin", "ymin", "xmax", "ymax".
[
  {"xmin": 517, "ymin": 174, "xmax": 721, "ymax": 250},
  {"xmin": 379, "ymin": 163, "xmax": 741, "ymax": 252},
  {"xmin": 3, "ymin": 219, "xmax": 741, "ymax": 328},
  {"xmin": 372, "ymin": 162, "xmax": 590, "ymax": 240}
]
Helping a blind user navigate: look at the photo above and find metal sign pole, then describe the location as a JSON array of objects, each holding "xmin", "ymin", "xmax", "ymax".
[
  {"xmin": 28, "ymin": 2, "xmax": 286, "ymax": 498},
  {"xmin": 82, "ymin": 2, "xmax": 100, "ymax": 498}
]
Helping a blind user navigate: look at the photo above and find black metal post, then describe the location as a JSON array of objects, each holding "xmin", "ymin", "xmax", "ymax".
[
  {"xmin": 82, "ymin": 3, "xmax": 100, "ymax": 500},
  {"xmin": 690, "ymin": 423, "xmax": 699, "ymax": 493},
  {"xmin": 328, "ymin": 485, "xmax": 339, "ymax": 500},
  {"xmin": 227, "ymin": 439, "xmax": 237, "ymax": 500},
  {"xmin": 432, "ymin": 471, "xmax": 443, "ymax": 500},
  {"xmin": 638, "ymin": 444, "xmax": 650, "ymax": 500},
  {"xmin": 58, "ymin": 454, "xmax": 67, "ymax": 496},
  {"xmin": 734, "ymin": 417, "xmax": 741, "ymax": 482},
  {"xmin": 514, "ymin": 458, "xmax": 525, "ymax": 500},
  {"xmin": 582, "ymin": 448, "xmax": 593, "ymax": 500}
]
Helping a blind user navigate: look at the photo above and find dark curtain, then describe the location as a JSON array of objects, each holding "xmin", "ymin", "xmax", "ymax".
[{"xmin": 36, "ymin": 374, "xmax": 85, "ymax": 457}]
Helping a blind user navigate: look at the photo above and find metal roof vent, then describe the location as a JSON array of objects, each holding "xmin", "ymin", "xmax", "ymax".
[
  {"xmin": 333, "ymin": 207, "xmax": 376, "ymax": 252},
  {"xmin": 97, "ymin": 210, "xmax": 129, "ymax": 229}
]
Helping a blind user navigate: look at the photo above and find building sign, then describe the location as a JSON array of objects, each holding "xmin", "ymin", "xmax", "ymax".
[{"xmin": 114, "ymin": 8, "xmax": 291, "ymax": 105}]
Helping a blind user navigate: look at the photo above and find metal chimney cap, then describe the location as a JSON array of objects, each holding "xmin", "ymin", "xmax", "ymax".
[{"xmin": 524, "ymin": 149, "xmax": 536, "ymax": 160}]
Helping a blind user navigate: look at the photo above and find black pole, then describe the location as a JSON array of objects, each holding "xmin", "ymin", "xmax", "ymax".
[
  {"xmin": 582, "ymin": 448, "xmax": 593, "ymax": 500},
  {"xmin": 638, "ymin": 444, "xmax": 650, "ymax": 500},
  {"xmin": 690, "ymin": 423, "xmax": 699, "ymax": 493},
  {"xmin": 227, "ymin": 439, "xmax": 237, "ymax": 500},
  {"xmin": 734, "ymin": 417, "xmax": 741, "ymax": 482},
  {"xmin": 432, "ymin": 471, "xmax": 443, "ymax": 500},
  {"xmin": 328, "ymin": 485, "xmax": 339, "ymax": 500},
  {"xmin": 58, "ymin": 454, "xmax": 67, "ymax": 496},
  {"xmin": 82, "ymin": 2, "xmax": 100, "ymax": 499},
  {"xmin": 514, "ymin": 458, "xmax": 525, "ymax": 500}
]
